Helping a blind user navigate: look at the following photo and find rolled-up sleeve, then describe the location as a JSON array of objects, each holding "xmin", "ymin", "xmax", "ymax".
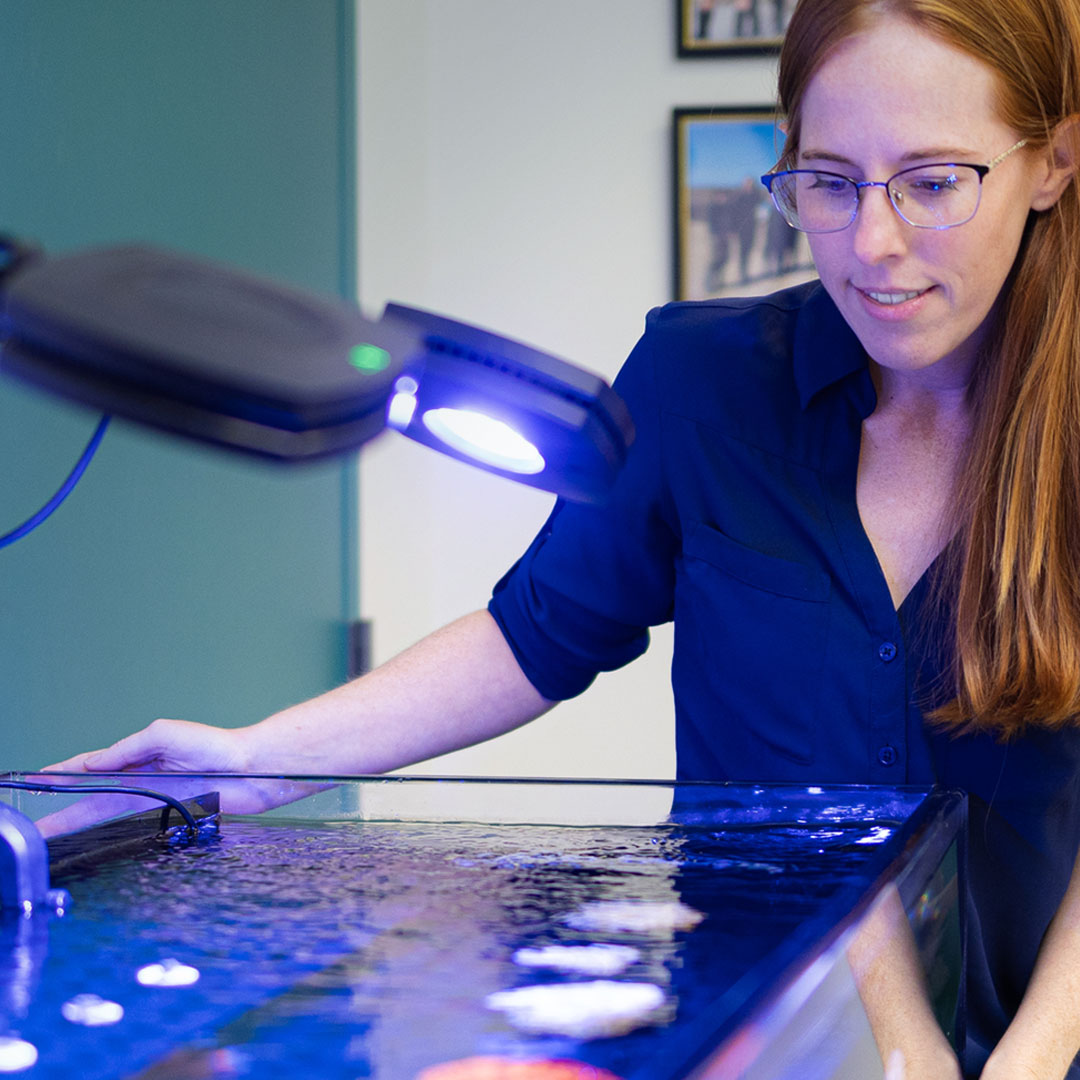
[{"xmin": 488, "ymin": 312, "xmax": 679, "ymax": 701}]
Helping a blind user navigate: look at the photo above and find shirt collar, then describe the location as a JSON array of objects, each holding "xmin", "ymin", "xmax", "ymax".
[{"xmin": 793, "ymin": 282, "xmax": 870, "ymax": 411}]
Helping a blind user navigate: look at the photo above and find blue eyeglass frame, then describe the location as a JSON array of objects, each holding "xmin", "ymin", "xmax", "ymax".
[{"xmin": 759, "ymin": 138, "xmax": 1028, "ymax": 232}]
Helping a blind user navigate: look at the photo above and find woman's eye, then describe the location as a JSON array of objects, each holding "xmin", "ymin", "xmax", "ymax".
[
  {"xmin": 808, "ymin": 174, "xmax": 850, "ymax": 195},
  {"xmin": 907, "ymin": 172, "xmax": 961, "ymax": 196}
]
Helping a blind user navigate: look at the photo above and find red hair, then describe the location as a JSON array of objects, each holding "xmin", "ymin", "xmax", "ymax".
[{"xmin": 778, "ymin": 0, "xmax": 1080, "ymax": 736}]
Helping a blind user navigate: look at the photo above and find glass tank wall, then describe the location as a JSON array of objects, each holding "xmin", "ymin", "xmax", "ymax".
[{"xmin": 0, "ymin": 774, "xmax": 965, "ymax": 1079}]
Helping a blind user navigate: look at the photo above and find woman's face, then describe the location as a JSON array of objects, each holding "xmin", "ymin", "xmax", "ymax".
[{"xmin": 799, "ymin": 15, "xmax": 1051, "ymax": 386}]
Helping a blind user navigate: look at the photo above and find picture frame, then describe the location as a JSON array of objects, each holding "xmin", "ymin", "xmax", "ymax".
[
  {"xmin": 676, "ymin": 0, "xmax": 794, "ymax": 57},
  {"xmin": 672, "ymin": 106, "xmax": 816, "ymax": 302}
]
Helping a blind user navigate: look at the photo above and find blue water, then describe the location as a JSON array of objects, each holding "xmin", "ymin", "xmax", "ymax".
[{"xmin": 1, "ymin": 816, "xmax": 900, "ymax": 1079}]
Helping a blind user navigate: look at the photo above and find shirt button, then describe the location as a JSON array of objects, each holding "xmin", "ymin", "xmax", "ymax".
[
  {"xmin": 878, "ymin": 641, "xmax": 898, "ymax": 663},
  {"xmin": 878, "ymin": 745, "xmax": 898, "ymax": 766}
]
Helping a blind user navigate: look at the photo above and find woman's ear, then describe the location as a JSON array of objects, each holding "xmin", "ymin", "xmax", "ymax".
[{"xmin": 1031, "ymin": 114, "xmax": 1080, "ymax": 211}]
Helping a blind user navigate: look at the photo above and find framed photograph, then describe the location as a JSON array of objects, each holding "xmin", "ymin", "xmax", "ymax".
[
  {"xmin": 676, "ymin": 0, "xmax": 795, "ymax": 57},
  {"xmin": 673, "ymin": 106, "xmax": 816, "ymax": 301}
]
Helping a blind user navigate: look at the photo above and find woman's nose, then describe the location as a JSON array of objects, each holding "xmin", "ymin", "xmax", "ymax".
[{"xmin": 850, "ymin": 184, "xmax": 909, "ymax": 263}]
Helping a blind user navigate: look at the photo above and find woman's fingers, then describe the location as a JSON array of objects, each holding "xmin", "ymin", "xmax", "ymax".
[{"xmin": 43, "ymin": 718, "xmax": 249, "ymax": 774}]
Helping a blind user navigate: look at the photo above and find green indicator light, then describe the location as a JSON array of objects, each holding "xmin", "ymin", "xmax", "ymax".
[{"xmin": 348, "ymin": 343, "xmax": 392, "ymax": 373}]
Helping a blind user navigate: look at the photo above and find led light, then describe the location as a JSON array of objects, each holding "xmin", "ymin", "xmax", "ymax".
[
  {"xmin": 0, "ymin": 1038, "xmax": 37, "ymax": 1073},
  {"xmin": 386, "ymin": 375, "xmax": 419, "ymax": 429},
  {"xmin": 136, "ymin": 958, "xmax": 201, "ymax": 987},
  {"xmin": 421, "ymin": 408, "xmax": 545, "ymax": 475},
  {"xmin": 348, "ymin": 342, "xmax": 392, "ymax": 373}
]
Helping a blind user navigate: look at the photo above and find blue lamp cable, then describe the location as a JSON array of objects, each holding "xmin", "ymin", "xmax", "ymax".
[{"xmin": 0, "ymin": 415, "xmax": 111, "ymax": 549}]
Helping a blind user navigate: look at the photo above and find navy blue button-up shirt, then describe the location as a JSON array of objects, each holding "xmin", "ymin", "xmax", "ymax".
[{"xmin": 489, "ymin": 282, "xmax": 1080, "ymax": 1075}]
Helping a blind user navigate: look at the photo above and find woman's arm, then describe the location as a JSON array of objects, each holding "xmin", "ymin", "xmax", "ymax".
[
  {"xmin": 980, "ymin": 844, "xmax": 1080, "ymax": 1080},
  {"xmin": 50, "ymin": 609, "xmax": 554, "ymax": 781},
  {"xmin": 847, "ymin": 884, "xmax": 963, "ymax": 1080}
]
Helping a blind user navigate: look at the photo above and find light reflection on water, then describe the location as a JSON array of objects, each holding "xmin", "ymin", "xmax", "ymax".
[{"xmin": 9, "ymin": 818, "xmax": 891, "ymax": 1079}]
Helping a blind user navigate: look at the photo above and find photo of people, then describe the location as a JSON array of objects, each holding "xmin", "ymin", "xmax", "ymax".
[
  {"xmin": 673, "ymin": 108, "xmax": 817, "ymax": 300},
  {"xmin": 677, "ymin": 0, "xmax": 796, "ymax": 55}
]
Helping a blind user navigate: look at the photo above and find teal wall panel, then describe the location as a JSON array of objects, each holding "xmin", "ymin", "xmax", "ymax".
[{"xmin": 1, "ymin": 1, "xmax": 359, "ymax": 767}]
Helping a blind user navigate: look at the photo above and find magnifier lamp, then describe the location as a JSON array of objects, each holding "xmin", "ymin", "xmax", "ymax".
[{"xmin": 0, "ymin": 241, "xmax": 634, "ymax": 503}]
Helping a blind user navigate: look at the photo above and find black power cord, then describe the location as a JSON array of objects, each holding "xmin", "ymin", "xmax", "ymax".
[{"xmin": 0, "ymin": 780, "xmax": 202, "ymax": 836}]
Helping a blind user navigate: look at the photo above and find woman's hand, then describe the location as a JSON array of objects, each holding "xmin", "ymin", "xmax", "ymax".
[
  {"xmin": 46, "ymin": 717, "xmax": 254, "ymax": 775},
  {"xmin": 31, "ymin": 611, "xmax": 553, "ymax": 834},
  {"xmin": 36, "ymin": 719, "xmax": 323, "ymax": 833}
]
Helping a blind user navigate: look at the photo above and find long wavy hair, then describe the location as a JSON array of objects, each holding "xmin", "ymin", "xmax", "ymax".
[{"xmin": 777, "ymin": 0, "xmax": 1080, "ymax": 737}]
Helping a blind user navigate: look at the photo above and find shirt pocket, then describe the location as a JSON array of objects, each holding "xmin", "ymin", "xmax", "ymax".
[{"xmin": 676, "ymin": 521, "xmax": 832, "ymax": 766}]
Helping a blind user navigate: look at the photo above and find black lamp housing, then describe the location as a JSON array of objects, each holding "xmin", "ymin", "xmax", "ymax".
[
  {"xmin": 0, "ymin": 241, "xmax": 634, "ymax": 501},
  {"xmin": 0, "ymin": 243, "xmax": 407, "ymax": 461}
]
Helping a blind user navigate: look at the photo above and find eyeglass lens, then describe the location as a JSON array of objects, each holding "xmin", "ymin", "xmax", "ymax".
[{"xmin": 770, "ymin": 163, "xmax": 984, "ymax": 232}]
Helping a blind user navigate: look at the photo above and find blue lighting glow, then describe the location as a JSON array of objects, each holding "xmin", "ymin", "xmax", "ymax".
[{"xmin": 421, "ymin": 408, "xmax": 545, "ymax": 475}]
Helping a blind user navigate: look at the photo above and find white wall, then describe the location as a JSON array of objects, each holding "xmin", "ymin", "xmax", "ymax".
[{"xmin": 357, "ymin": 1, "xmax": 779, "ymax": 779}]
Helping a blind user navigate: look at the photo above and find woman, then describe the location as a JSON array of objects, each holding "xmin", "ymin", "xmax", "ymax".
[{"xmin": 56, "ymin": 0, "xmax": 1080, "ymax": 1075}]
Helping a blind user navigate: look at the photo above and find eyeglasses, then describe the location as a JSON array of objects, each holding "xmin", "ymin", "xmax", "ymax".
[{"xmin": 760, "ymin": 139, "xmax": 1028, "ymax": 233}]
